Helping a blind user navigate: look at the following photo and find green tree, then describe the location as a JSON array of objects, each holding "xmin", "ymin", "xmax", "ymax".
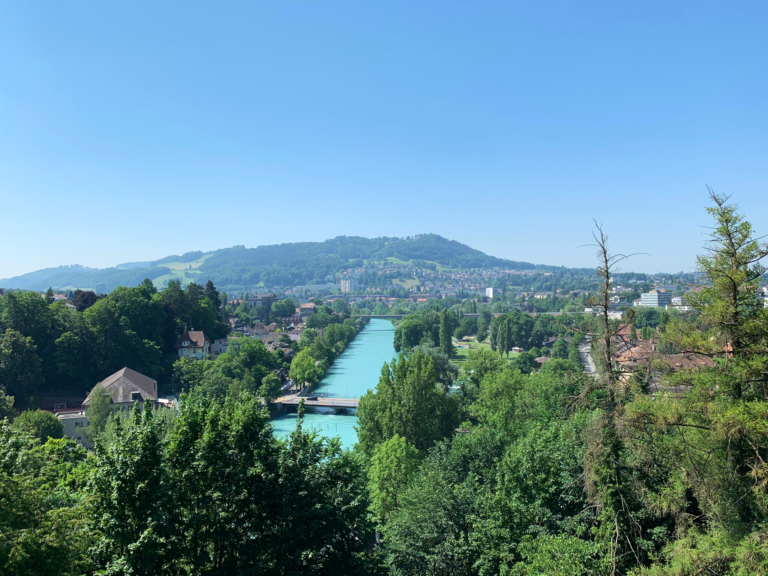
[
  {"xmin": 394, "ymin": 316, "xmax": 430, "ymax": 351},
  {"xmin": 271, "ymin": 298, "xmax": 296, "ymax": 318},
  {"xmin": 674, "ymin": 190, "xmax": 768, "ymax": 399},
  {"xmin": 289, "ymin": 349, "xmax": 321, "ymax": 390},
  {"xmin": 204, "ymin": 279, "xmax": 221, "ymax": 309},
  {"xmin": 368, "ymin": 434, "xmax": 421, "ymax": 524},
  {"xmin": 0, "ymin": 390, "xmax": 14, "ymax": 421},
  {"xmin": 551, "ymin": 338, "xmax": 568, "ymax": 360},
  {"xmin": 410, "ymin": 344, "xmax": 459, "ymax": 391},
  {"xmin": 356, "ymin": 351, "xmax": 460, "ymax": 456},
  {"xmin": 0, "ymin": 422, "xmax": 91, "ymax": 576},
  {"xmin": 12, "ymin": 409, "xmax": 63, "ymax": 441},
  {"xmin": 0, "ymin": 329, "xmax": 44, "ymax": 409},
  {"xmin": 630, "ymin": 323, "xmax": 638, "ymax": 341},
  {"xmin": 88, "ymin": 406, "xmax": 174, "ymax": 575},
  {"xmin": 497, "ymin": 318, "xmax": 510, "ymax": 357},
  {"xmin": 439, "ymin": 310, "xmax": 453, "ymax": 357},
  {"xmin": 454, "ymin": 317, "xmax": 478, "ymax": 340},
  {"xmin": 84, "ymin": 384, "xmax": 113, "ymax": 443},
  {"xmin": 258, "ymin": 373, "xmax": 282, "ymax": 402},
  {"xmin": 460, "ymin": 347, "xmax": 503, "ymax": 402},
  {"xmin": 510, "ymin": 535, "xmax": 606, "ymax": 576},
  {"xmin": 382, "ymin": 428, "xmax": 508, "ymax": 576},
  {"xmin": 139, "ymin": 277, "xmax": 158, "ymax": 295},
  {"xmin": 332, "ymin": 298, "xmax": 349, "ymax": 314}
]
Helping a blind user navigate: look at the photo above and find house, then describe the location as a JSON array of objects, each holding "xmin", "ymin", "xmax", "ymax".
[
  {"xmin": 611, "ymin": 334, "xmax": 714, "ymax": 386},
  {"xmin": 246, "ymin": 293, "xmax": 276, "ymax": 313},
  {"xmin": 211, "ymin": 338, "xmax": 230, "ymax": 355},
  {"xmin": 60, "ymin": 367, "xmax": 164, "ymax": 448},
  {"xmin": 57, "ymin": 410, "xmax": 91, "ymax": 448},
  {"xmin": 298, "ymin": 303, "xmax": 317, "ymax": 318},
  {"xmin": 82, "ymin": 367, "xmax": 159, "ymax": 408},
  {"xmin": 176, "ymin": 327, "xmax": 210, "ymax": 359}
]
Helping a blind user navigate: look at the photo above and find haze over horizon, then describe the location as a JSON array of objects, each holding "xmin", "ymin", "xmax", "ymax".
[{"xmin": 2, "ymin": 1, "xmax": 767, "ymax": 278}]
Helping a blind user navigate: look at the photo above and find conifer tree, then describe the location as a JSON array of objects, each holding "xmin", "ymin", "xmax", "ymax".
[
  {"xmin": 681, "ymin": 190, "xmax": 768, "ymax": 399},
  {"xmin": 439, "ymin": 310, "xmax": 452, "ymax": 357}
]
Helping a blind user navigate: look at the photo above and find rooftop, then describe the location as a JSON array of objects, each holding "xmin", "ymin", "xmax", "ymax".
[{"xmin": 83, "ymin": 367, "xmax": 158, "ymax": 405}]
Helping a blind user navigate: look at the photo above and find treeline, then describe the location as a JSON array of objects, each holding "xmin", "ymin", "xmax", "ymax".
[
  {"xmin": 352, "ymin": 193, "xmax": 768, "ymax": 574},
  {"xmin": 290, "ymin": 310, "xmax": 367, "ymax": 390},
  {"xmin": 0, "ymin": 279, "xmax": 228, "ymax": 408},
  {"xmin": 173, "ymin": 303, "xmax": 364, "ymax": 399},
  {"xmin": 5, "ymin": 234, "xmax": 551, "ymax": 292},
  {"xmin": 393, "ymin": 306, "xmax": 591, "ymax": 354},
  {"xmin": 0, "ymin": 394, "xmax": 374, "ymax": 575},
  {"xmin": 5, "ymin": 194, "xmax": 768, "ymax": 575}
]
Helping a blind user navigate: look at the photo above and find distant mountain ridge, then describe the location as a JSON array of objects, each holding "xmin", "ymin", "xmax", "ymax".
[{"xmin": 0, "ymin": 234, "xmax": 583, "ymax": 292}]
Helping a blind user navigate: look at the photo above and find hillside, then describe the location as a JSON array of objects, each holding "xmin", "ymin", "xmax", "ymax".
[{"xmin": 0, "ymin": 234, "xmax": 570, "ymax": 292}]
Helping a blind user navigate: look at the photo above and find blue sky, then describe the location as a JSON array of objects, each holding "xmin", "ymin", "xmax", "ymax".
[{"xmin": 1, "ymin": 1, "xmax": 767, "ymax": 278}]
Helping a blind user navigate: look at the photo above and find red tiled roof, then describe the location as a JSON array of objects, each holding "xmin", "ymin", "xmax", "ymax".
[{"xmin": 175, "ymin": 327, "xmax": 209, "ymax": 349}]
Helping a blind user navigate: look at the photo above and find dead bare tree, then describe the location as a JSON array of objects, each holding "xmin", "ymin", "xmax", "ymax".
[{"xmin": 581, "ymin": 223, "xmax": 648, "ymax": 575}]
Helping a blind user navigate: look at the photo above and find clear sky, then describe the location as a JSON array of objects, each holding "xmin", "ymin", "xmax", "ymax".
[{"xmin": 1, "ymin": 1, "xmax": 766, "ymax": 278}]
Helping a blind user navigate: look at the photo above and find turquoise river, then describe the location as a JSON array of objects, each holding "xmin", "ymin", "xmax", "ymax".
[{"xmin": 270, "ymin": 318, "xmax": 397, "ymax": 447}]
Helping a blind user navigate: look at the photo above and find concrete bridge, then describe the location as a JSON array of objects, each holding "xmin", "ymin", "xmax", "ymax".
[
  {"xmin": 353, "ymin": 313, "xmax": 482, "ymax": 320},
  {"xmin": 273, "ymin": 393, "xmax": 359, "ymax": 409}
]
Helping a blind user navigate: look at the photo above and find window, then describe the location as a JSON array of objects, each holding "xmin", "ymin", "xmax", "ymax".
[
  {"xmin": 182, "ymin": 341, "xmax": 190, "ymax": 346},
  {"xmin": 131, "ymin": 391, "xmax": 141, "ymax": 402}
]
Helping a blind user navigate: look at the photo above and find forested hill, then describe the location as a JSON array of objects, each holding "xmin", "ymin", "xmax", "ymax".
[{"xmin": 0, "ymin": 234, "xmax": 575, "ymax": 292}]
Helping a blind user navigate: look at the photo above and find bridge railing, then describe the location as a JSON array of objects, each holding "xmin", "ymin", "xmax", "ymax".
[{"xmin": 304, "ymin": 392, "xmax": 360, "ymax": 400}]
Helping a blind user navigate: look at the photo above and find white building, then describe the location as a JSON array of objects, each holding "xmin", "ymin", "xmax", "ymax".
[
  {"xmin": 341, "ymin": 279, "xmax": 359, "ymax": 293},
  {"xmin": 175, "ymin": 327, "xmax": 210, "ymax": 359},
  {"xmin": 639, "ymin": 290, "xmax": 672, "ymax": 308},
  {"xmin": 486, "ymin": 287, "xmax": 502, "ymax": 298},
  {"xmin": 57, "ymin": 411, "xmax": 91, "ymax": 449},
  {"xmin": 211, "ymin": 338, "xmax": 230, "ymax": 355}
]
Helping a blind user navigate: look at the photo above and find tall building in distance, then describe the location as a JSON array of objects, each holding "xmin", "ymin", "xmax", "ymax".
[
  {"xmin": 341, "ymin": 279, "xmax": 359, "ymax": 293},
  {"xmin": 639, "ymin": 290, "xmax": 672, "ymax": 308},
  {"xmin": 486, "ymin": 287, "xmax": 502, "ymax": 299}
]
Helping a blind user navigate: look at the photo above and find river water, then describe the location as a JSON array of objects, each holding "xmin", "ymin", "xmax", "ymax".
[{"xmin": 270, "ymin": 319, "xmax": 396, "ymax": 447}]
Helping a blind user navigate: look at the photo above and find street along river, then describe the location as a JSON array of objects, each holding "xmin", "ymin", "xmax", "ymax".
[{"xmin": 271, "ymin": 318, "xmax": 397, "ymax": 448}]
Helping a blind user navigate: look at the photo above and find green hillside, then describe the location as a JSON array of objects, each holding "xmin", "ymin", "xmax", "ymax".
[{"xmin": 0, "ymin": 234, "xmax": 569, "ymax": 292}]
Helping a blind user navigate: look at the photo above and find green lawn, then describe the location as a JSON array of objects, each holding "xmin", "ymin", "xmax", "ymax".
[
  {"xmin": 152, "ymin": 254, "xmax": 214, "ymax": 289},
  {"xmin": 451, "ymin": 338, "xmax": 520, "ymax": 364},
  {"xmin": 392, "ymin": 277, "xmax": 421, "ymax": 289},
  {"xmin": 383, "ymin": 256, "xmax": 454, "ymax": 272}
]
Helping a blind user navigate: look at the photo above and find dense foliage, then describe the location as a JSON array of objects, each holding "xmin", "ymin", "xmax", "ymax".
[
  {"xmin": 4, "ymin": 194, "xmax": 768, "ymax": 575},
  {"xmin": 0, "ymin": 279, "xmax": 228, "ymax": 408}
]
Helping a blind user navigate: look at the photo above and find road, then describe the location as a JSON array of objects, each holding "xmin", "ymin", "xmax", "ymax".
[{"xmin": 579, "ymin": 337, "xmax": 597, "ymax": 376}]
